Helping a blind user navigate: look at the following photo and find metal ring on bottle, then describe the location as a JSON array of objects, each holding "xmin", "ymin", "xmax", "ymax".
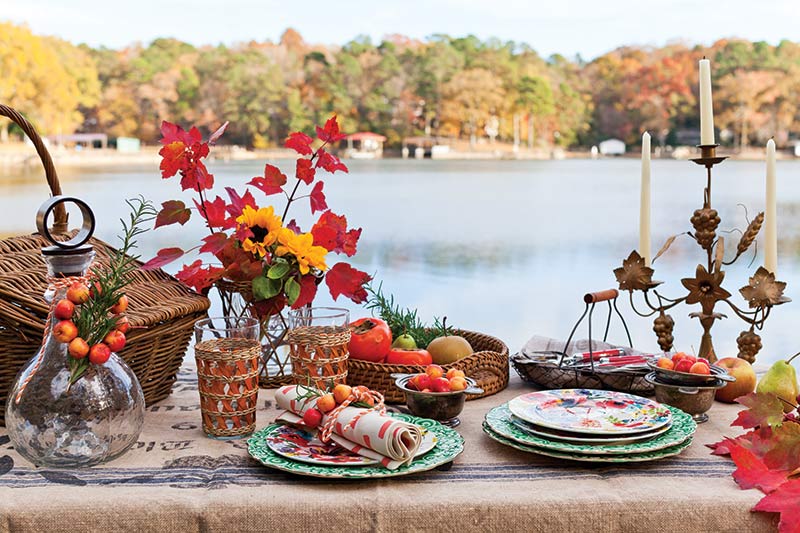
[{"xmin": 36, "ymin": 196, "xmax": 95, "ymax": 249}]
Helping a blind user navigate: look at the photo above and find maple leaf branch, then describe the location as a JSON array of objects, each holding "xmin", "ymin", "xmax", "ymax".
[{"xmin": 281, "ymin": 138, "xmax": 329, "ymax": 221}]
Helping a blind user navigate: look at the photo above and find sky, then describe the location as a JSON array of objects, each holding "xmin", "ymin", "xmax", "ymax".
[{"xmin": 3, "ymin": 0, "xmax": 800, "ymax": 59}]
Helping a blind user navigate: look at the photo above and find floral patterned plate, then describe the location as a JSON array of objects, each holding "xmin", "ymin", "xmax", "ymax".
[
  {"xmin": 508, "ymin": 389, "xmax": 672, "ymax": 435},
  {"xmin": 248, "ymin": 414, "xmax": 464, "ymax": 479},
  {"xmin": 487, "ymin": 404, "xmax": 695, "ymax": 455},
  {"xmin": 264, "ymin": 424, "xmax": 438, "ymax": 466},
  {"xmin": 482, "ymin": 422, "xmax": 693, "ymax": 463},
  {"xmin": 509, "ymin": 415, "xmax": 671, "ymax": 444}
]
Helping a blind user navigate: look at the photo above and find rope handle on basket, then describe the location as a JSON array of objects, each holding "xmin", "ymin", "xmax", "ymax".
[
  {"xmin": 318, "ymin": 387, "xmax": 386, "ymax": 443},
  {"xmin": 0, "ymin": 104, "xmax": 68, "ymax": 234},
  {"xmin": 14, "ymin": 275, "xmax": 93, "ymax": 404}
]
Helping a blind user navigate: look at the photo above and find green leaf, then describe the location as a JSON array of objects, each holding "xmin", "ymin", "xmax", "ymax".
[
  {"xmin": 252, "ymin": 276, "xmax": 282, "ymax": 301},
  {"xmin": 268, "ymin": 262, "xmax": 291, "ymax": 280},
  {"xmin": 285, "ymin": 277, "xmax": 301, "ymax": 305}
]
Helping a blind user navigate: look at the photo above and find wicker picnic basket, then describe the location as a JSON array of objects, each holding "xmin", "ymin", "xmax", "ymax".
[
  {"xmin": 346, "ymin": 329, "xmax": 509, "ymax": 403},
  {"xmin": 0, "ymin": 104, "xmax": 210, "ymax": 424}
]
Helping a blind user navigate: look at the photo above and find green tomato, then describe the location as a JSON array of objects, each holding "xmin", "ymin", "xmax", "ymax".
[{"xmin": 392, "ymin": 333, "xmax": 417, "ymax": 350}]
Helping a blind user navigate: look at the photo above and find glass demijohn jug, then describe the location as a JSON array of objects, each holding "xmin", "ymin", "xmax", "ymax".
[{"xmin": 5, "ymin": 197, "xmax": 145, "ymax": 468}]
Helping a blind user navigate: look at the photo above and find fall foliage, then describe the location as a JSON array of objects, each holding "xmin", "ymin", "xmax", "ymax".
[{"xmin": 3, "ymin": 22, "xmax": 800, "ymax": 148}]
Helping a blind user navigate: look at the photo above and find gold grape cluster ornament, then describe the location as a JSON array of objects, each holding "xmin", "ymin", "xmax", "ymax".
[{"xmin": 614, "ymin": 145, "xmax": 789, "ymax": 363}]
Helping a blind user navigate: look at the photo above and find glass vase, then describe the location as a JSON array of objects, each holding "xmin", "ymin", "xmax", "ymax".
[
  {"xmin": 5, "ymin": 248, "xmax": 145, "ymax": 468},
  {"xmin": 216, "ymin": 279, "xmax": 294, "ymax": 388}
]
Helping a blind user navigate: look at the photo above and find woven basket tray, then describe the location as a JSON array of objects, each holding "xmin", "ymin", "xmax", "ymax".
[
  {"xmin": 0, "ymin": 104, "xmax": 210, "ymax": 424},
  {"xmin": 346, "ymin": 329, "xmax": 509, "ymax": 404}
]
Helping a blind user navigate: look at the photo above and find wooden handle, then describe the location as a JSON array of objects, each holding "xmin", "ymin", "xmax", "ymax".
[
  {"xmin": 0, "ymin": 104, "xmax": 68, "ymax": 234},
  {"xmin": 584, "ymin": 289, "xmax": 619, "ymax": 304}
]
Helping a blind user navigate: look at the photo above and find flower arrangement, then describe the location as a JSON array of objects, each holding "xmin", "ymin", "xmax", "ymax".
[{"xmin": 143, "ymin": 116, "xmax": 371, "ymax": 316}]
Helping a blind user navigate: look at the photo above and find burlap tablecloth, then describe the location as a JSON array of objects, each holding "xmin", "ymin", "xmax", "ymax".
[{"xmin": 0, "ymin": 357, "xmax": 777, "ymax": 533}]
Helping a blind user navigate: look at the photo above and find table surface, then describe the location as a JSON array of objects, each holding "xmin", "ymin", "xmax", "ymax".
[{"xmin": 0, "ymin": 363, "xmax": 778, "ymax": 533}]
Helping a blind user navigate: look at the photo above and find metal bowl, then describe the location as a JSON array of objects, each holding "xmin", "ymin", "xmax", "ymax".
[
  {"xmin": 645, "ymin": 372, "xmax": 726, "ymax": 423},
  {"xmin": 647, "ymin": 360, "xmax": 735, "ymax": 386},
  {"xmin": 392, "ymin": 374, "xmax": 483, "ymax": 427}
]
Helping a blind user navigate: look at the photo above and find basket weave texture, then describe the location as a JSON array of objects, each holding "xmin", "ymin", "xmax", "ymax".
[
  {"xmin": 195, "ymin": 338, "xmax": 260, "ymax": 438},
  {"xmin": 346, "ymin": 329, "xmax": 509, "ymax": 404},
  {"xmin": 0, "ymin": 104, "xmax": 210, "ymax": 424},
  {"xmin": 286, "ymin": 325, "xmax": 351, "ymax": 388}
]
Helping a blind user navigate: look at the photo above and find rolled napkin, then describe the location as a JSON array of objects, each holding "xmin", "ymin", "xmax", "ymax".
[{"xmin": 275, "ymin": 385, "xmax": 423, "ymax": 469}]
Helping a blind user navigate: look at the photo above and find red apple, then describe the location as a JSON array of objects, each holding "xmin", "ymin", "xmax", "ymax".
[
  {"xmin": 715, "ymin": 357, "xmax": 756, "ymax": 403},
  {"xmin": 689, "ymin": 361, "xmax": 710, "ymax": 375},
  {"xmin": 66, "ymin": 283, "xmax": 90, "ymax": 305},
  {"xmin": 302, "ymin": 408, "xmax": 323, "ymax": 428},
  {"xmin": 53, "ymin": 320, "xmax": 78, "ymax": 343},
  {"xmin": 431, "ymin": 377, "xmax": 451, "ymax": 393},
  {"xmin": 88, "ymin": 343, "xmax": 111, "ymax": 365},
  {"xmin": 409, "ymin": 373, "xmax": 431, "ymax": 391},
  {"xmin": 114, "ymin": 316, "xmax": 130, "ymax": 334},
  {"xmin": 111, "ymin": 295, "xmax": 128, "ymax": 314},
  {"xmin": 674, "ymin": 359, "xmax": 694, "ymax": 373},
  {"xmin": 103, "ymin": 330, "xmax": 126, "ymax": 352},
  {"xmin": 449, "ymin": 376, "xmax": 468, "ymax": 391},
  {"xmin": 68, "ymin": 337, "xmax": 90, "ymax": 359},
  {"xmin": 53, "ymin": 299, "xmax": 75, "ymax": 320},
  {"xmin": 425, "ymin": 364, "xmax": 444, "ymax": 380},
  {"xmin": 656, "ymin": 357, "xmax": 674, "ymax": 370}
]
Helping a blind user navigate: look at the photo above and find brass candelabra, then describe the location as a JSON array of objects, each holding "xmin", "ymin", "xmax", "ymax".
[{"xmin": 614, "ymin": 144, "xmax": 790, "ymax": 363}]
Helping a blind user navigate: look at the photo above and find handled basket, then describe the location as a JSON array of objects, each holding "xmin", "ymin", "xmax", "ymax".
[
  {"xmin": 346, "ymin": 329, "xmax": 509, "ymax": 403},
  {"xmin": 0, "ymin": 104, "xmax": 210, "ymax": 424}
]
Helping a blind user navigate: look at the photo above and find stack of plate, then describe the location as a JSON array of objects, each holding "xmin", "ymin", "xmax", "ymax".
[
  {"xmin": 483, "ymin": 389, "xmax": 697, "ymax": 463},
  {"xmin": 247, "ymin": 413, "xmax": 465, "ymax": 478}
]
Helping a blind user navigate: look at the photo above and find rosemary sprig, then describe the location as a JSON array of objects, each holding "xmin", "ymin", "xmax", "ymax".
[
  {"xmin": 364, "ymin": 282, "xmax": 453, "ymax": 349},
  {"xmin": 69, "ymin": 197, "xmax": 156, "ymax": 384}
]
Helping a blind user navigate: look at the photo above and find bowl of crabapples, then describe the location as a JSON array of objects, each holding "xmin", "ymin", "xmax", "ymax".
[
  {"xmin": 647, "ymin": 352, "xmax": 736, "ymax": 386},
  {"xmin": 393, "ymin": 365, "xmax": 483, "ymax": 426}
]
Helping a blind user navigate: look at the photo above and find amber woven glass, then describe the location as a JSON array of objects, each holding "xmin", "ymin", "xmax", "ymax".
[{"xmin": 287, "ymin": 308, "xmax": 350, "ymax": 389}]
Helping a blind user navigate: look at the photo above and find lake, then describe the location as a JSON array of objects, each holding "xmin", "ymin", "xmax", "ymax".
[{"xmin": 2, "ymin": 157, "xmax": 799, "ymax": 365}]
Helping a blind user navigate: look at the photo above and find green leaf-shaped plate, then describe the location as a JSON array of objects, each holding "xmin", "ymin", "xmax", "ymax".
[
  {"xmin": 483, "ymin": 422, "xmax": 692, "ymax": 463},
  {"xmin": 485, "ymin": 404, "xmax": 695, "ymax": 455},
  {"xmin": 248, "ymin": 414, "xmax": 464, "ymax": 479}
]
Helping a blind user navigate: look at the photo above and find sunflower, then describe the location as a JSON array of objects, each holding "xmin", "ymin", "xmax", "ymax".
[
  {"xmin": 236, "ymin": 205, "xmax": 282, "ymax": 257},
  {"xmin": 275, "ymin": 228, "xmax": 328, "ymax": 274}
]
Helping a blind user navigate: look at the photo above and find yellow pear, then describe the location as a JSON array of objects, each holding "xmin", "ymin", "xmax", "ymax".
[
  {"xmin": 427, "ymin": 335, "xmax": 473, "ymax": 365},
  {"xmin": 756, "ymin": 353, "xmax": 799, "ymax": 413}
]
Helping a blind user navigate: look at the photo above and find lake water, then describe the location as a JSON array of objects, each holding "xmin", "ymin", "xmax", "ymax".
[{"xmin": 2, "ymin": 157, "xmax": 799, "ymax": 365}]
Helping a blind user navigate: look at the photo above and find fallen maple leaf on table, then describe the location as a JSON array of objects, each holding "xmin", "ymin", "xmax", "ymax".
[{"xmin": 752, "ymin": 479, "xmax": 800, "ymax": 533}]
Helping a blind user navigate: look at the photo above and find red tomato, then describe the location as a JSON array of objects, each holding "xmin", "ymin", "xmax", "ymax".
[
  {"xmin": 348, "ymin": 318, "xmax": 392, "ymax": 362},
  {"xmin": 385, "ymin": 348, "xmax": 433, "ymax": 366}
]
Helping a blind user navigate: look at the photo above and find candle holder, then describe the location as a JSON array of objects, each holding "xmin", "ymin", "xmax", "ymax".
[{"xmin": 614, "ymin": 145, "xmax": 790, "ymax": 363}]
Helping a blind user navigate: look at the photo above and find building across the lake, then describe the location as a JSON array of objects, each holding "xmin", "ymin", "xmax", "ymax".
[
  {"xmin": 341, "ymin": 132, "xmax": 386, "ymax": 159},
  {"xmin": 599, "ymin": 138, "xmax": 625, "ymax": 156}
]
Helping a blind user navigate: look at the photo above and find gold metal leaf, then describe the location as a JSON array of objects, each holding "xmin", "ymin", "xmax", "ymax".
[
  {"xmin": 652, "ymin": 234, "xmax": 678, "ymax": 263},
  {"xmin": 681, "ymin": 264, "xmax": 732, "ymax": 308},
  {"xmin": 614, "ymin": 250, "xmax": 660, "ymax": 292},
  {"xmin": 740, "ymin": 267, "xmax": 791, "ymax": 308}
]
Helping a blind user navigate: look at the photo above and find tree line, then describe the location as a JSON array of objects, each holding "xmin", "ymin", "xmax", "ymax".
[{"xmin": 3, "ymin": 22, "xmax": 800, "ymax": 150}]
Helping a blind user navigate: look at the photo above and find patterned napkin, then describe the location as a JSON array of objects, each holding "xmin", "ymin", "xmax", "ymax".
[{"xmin": 274, "ymin": 385, "xmax": 423, "ymax": 469}]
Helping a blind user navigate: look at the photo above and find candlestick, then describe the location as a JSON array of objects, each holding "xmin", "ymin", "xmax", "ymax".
[
  {"xmin": 699, "ymin": 59, "xmax": 715, "ymax": 145},
  {"xmin": 765, "ymin": 139, "xmax": 778, "ymax": 273},
  {"xmin": 639, "ymin": 132, "xmax": 652, "ymax": 266}
]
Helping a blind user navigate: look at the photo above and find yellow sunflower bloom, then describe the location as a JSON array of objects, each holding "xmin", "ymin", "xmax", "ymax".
[
  {"xmin": 275, "ymin": 228, "xmax": 329, "ymax": 274},
  {"xmin": 236, "ymin": 205, "xmax": 282, "ymax": 257}
]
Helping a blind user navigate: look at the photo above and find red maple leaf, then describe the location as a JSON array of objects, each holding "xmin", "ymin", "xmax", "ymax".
[
  {"xmin": 296, "ymin": 158, "xmax": 316, "ymax": 184},
  {"xmin": 708, "ymin": 436, "xmax": 742, "ymax": 456},
  {"xmin": 180, "ymin": 160, "xmax": 214, "ymax": 192},
  {"xmin": 199, "ymin": 233, "xmax": 231, "ymax": 255},
  {"xmin": 175, "ymin": 260, "xmax": 224, "ymax": 292},
  {"xmin": 325, "ymin": 262, "xmax": 371, "ymax": 303},
  {"xmin": 315, "ymin": 149, "xmax": 348, "ymax": 174},
  {"xmin": 249, "ymin": 164, "xmax": 287, "ymax": 196},
  {"xmin": 316, "ymin": 115, "xmax": 346, "ymax": 143},
  {"xmin": 291, "ymin": 275, "xmax": 319, "ymax": 309},
  {"xmin": 286, "ymin": 219, "xmax": 302, "ymax": 234},
  {"xmin": 154, "ymin": 200, "xmax": 191, "ymax": 229},
  {"xmin": 253, "ymin": 294, "xmax": 287, "ymax": 318},
  {"xmin": 158, "ymin": 141, "xmax": 187, "ymax": 178},
  {"xmin": 310, "ymin": 211, "xmax": 361, "ymax": 256},
  {"xmin": 309, "ymin": 181, "xmax": 327, "ymax": 214},
  {"xmin": 141, "ymin": 247, "xmax": 185, "ymax": 270},
  {"xmin": 753, "ymin": 479, "xmax": 800, "ymax": 533},
  {"xmin": 729, "ymin": 443, "xmax": 791, "ymax": 493},
  {"xmin": 762, "ymin": 422, "xmax": 800, "ymax": 472},
  {"xmin": 194, "ymin": 196, "xmax": 233, "ymax": 229},
  {"xmin": 734, "ymin": 393, "xmax": 786, "ymax": 429},
  {"xmin": 285, "ymin": 132, "xmax": 313, "ymax": 155},
  {"xmin": 225, "ymin": 187, "xmax": 256, "ymax": 218}
]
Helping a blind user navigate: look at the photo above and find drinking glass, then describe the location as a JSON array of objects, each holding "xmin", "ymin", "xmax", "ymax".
[{"xmin": 286, "ymin": 308, "xmax": 350, "ymax": 388}]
